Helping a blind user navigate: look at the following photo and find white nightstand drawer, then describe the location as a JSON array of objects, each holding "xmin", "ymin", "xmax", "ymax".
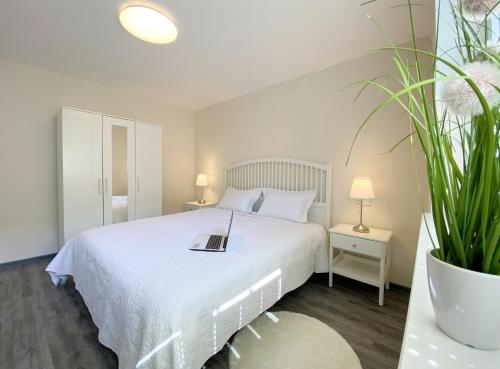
[{"xmin": 330, "ymin": 233, "xmax": 382, "ymax": 258}]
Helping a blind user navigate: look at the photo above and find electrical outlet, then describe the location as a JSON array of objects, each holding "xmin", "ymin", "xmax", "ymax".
[
  {"xmin": 209, "ymin": 186, "xmax": 216, "ymax": 192},
  {"xmin": 363, "ymin": 199, "xmax": 371, "ymax": 207}
]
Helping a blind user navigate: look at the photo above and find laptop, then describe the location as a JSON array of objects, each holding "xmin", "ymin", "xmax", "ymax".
[{"xmin": 189, "ymin": 211, "xmax": 233, "ymax": 252}]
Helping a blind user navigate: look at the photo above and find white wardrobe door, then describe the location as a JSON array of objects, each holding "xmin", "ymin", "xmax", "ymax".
[
  {"xmin": 135, "ymin": 122, "xmax": 162, "ymax": 219},
  {"xmin": 102, "ymin": 116, "xmax": 136, "ymax": 225},
  {"xmin": 60, "ymin": 108, "xmax": 103, "ymax": 244}
]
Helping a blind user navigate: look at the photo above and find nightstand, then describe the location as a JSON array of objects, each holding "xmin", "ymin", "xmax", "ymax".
[
  {"xmin": 183, "ymin": 201, "xmax": 217, "ymax": 211},
  {"xmin": 329, "ymin": 223, "xmax": 393, "ymax": 306}
]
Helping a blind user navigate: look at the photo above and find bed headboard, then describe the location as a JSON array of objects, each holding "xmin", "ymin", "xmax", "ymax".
[{"xmin": 225, "ymin": 158, "xmax": 332, "ymax": 229}]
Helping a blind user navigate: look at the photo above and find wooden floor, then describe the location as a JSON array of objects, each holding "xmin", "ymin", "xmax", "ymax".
[{"xmin": 0, "ymin": 258, "xmax": 410, "ymax": 369}]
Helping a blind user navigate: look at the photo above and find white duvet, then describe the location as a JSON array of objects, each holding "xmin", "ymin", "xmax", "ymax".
[{"xmin": 46, "ymin": 208, "xmax": 328, "ymax": 369}]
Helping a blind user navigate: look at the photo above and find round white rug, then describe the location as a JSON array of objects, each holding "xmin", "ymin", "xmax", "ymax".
[{"xmin": 229, "ymin": 311, "xmax": 362, "ymax": 369}]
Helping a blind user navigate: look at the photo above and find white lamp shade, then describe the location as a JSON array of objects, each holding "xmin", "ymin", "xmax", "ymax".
[
  {"xmin": 350, "ymin": 177, "xmax": 375, "ymax": 199},
  {"xmin": 196, "ymin": 173, "xmax": 209, "ymax": 187}
]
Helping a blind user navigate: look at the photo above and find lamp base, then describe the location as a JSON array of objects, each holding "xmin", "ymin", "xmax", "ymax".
[
  {"xmin": 353, "ymin": 223, "xmax": 370, "ymax": 233},
  {"xmin": 197, "ymin": 199, "xmax": 206, "ymax": 204}
]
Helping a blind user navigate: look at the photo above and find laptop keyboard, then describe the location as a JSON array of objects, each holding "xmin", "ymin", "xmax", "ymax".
[{"xmin": 207, "ymin": 235, "xmax": 223, "ymax": 250}]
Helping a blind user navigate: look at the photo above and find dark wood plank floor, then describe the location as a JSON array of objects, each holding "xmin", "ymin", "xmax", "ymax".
[{"xmin": 0, "ymin": 258, "xmax": 409, "ymax": 369}]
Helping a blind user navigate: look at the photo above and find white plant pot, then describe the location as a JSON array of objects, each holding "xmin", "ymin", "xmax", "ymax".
[{"xmin": 426, "ymin": 250, "xmax": 500, "ymax": 350}]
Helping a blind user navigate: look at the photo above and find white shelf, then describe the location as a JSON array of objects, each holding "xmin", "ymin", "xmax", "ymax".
[
  {"xmin": 398, "ymin": 214, "xmax": 500, "ymax": 369},
  {"xmin": 330, "ymin": 223, "xmax": 393, "ymax": 243},
  {"xmin": 185, "ymin": 201, "xmax": 217, "ymax": 207},
  {"xmin": 331, "ymin": 254, "xmax": 380, "ymax": 287}
]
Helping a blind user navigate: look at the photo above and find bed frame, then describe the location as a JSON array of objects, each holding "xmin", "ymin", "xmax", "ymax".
[{"xmin": 225, "ymin": 157, "xmax": 332, "ymax": 229}]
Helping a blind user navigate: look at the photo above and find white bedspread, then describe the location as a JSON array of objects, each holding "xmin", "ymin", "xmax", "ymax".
[{"xmin": 46, "ymin": 208, "xmax": 328, "ymax": 369}]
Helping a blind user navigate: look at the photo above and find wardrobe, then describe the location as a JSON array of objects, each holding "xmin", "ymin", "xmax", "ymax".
[{"xmin": 57, "ymin": 107, "xmax": 162, "ymax": 247}]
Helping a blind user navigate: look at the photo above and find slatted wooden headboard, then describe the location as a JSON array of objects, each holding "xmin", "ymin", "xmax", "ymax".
[{"xmin": 225, "ymin": 158, "xmax": 332, "ymax": 229}]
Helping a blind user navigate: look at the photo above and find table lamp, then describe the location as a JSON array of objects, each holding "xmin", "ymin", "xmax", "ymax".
[
  {"xmin": 196, "ymin": 173, "xmax": 209, "ymax": 204},
  {"xmin": 350, "ymin": 177, "xmax": 375, "ymax": 233}
]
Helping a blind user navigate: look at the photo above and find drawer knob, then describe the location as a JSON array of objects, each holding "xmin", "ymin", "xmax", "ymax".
[{"xmin": 352, "ymin": 244, "xmax": 357, "ymax": 248}]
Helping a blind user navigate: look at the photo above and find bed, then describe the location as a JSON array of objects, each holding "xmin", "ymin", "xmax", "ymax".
[{"xmin": 46, "ymin": 158, "xmax": 332, "ymax": 369}]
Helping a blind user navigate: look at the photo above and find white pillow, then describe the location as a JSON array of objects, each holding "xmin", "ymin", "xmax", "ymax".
[
  {"xmin": 257, "ymin": 189, "xmax": 316, "ymax": 223},
  {"xmin": 217, "ymin": 187, "xmax": 262, "ymax": 213}
]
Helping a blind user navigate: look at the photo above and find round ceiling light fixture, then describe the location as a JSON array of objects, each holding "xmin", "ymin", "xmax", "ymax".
[{"xmin": 119, "ymin": 5, "xmax": 178, "ymax": 44}]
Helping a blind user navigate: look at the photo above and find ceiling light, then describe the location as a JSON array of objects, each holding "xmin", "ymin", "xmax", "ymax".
[{"xmin": 119, "ymin": 5, "xmax": 177, "ymax": 44}]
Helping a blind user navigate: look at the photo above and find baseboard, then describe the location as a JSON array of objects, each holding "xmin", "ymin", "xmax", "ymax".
[
  {"xmin": 389, "ymin": 282, "xmax": 411, "ymax": 292},
  {"xmin": 0, "ymin": 253, "xmax": 57, "ymax": 270}
]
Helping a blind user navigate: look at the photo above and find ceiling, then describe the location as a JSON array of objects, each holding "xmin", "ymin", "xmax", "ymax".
[{"xmin": 0, "ymin": 0, "xmax": 434, "ymax": 110}]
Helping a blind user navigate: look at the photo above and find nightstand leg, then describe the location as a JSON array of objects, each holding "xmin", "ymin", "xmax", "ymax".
[
  {"xmin": 379, "ymin": 254, "xmax": 385, "ymax": 306},
  {"xmin": 385, "ymin": 242, "xmax": 392, "ymax": 291},
  {"xmin": 379, "ymin": 287, "xmax": 384, "ymax": 306},
  {"xmin": 328, "ymin": 244, "xmax": 333, "ymax": 288}
]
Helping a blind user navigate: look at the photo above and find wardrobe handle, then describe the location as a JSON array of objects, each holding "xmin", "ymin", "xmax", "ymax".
[
  {"xmin": 97, "ymin": 178, "xmax": 101, "ymax": 195},
  {"xmin": 137, "ymin": 178, "xmax": 140, "ymax": 192},
  {"xmin": 104, "ymin": 178, "xmax": 109, "ymax": 195}
]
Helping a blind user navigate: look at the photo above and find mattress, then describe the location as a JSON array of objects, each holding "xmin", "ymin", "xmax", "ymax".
[{"xmin": 46, "ymin": 208, "xmax": 328, "ymax": 369}]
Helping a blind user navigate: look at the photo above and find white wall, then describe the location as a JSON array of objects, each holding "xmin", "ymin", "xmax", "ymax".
[
  {"xmin": 194, "ymin": 42, "xmax": 431, "ymax": 287},
  {"xmin": 0, "ymin": 57, "xmax": 195, "ymax": 263}
]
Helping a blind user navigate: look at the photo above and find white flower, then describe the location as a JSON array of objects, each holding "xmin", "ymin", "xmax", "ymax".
[
  {"xmin": 461, "ymin": 0, "xmax": 498, "ymax": 16},
  {"xmin": 441, "ymin": 61, "xmax": 500, "ymax": 116}
]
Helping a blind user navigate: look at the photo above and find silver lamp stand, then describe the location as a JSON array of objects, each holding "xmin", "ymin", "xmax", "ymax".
[
  {"xmin": 198, "ymin": 187, "xmax": 206, "ymax": 204},
  {"xmin": 353, "ymin": 200, "xmax": 370, "ymax": 233}
]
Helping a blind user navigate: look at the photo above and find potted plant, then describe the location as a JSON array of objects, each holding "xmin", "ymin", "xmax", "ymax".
[{"xmin": 348, "ymin": 0, "xmax": 499, "ymax": 349}]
